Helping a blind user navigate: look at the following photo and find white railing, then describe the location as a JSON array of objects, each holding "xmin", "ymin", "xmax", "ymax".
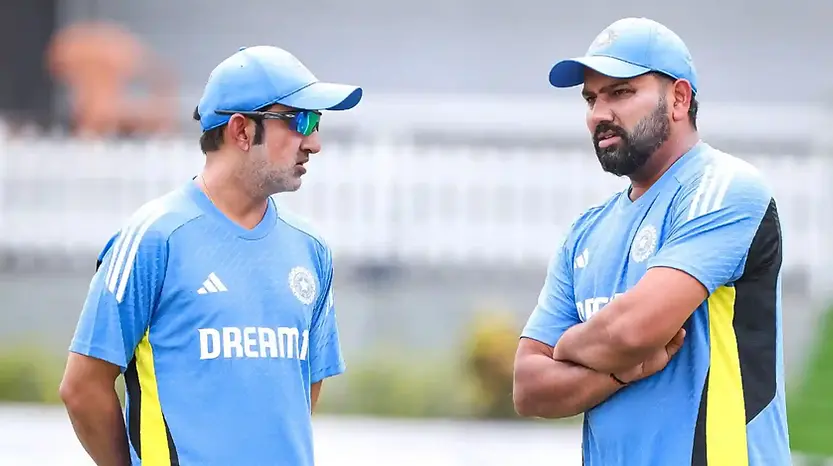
[{"xmin": 1, "ymin": 135, "xmax": 830, "ymax": 284}]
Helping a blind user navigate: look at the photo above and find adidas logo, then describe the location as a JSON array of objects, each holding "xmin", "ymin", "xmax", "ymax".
[{"xmin": 197, "ymin": 272, "xmax": 228, "ymax": 294}]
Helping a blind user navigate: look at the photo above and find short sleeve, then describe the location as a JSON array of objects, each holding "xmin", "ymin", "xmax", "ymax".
[
  {"xmin": 69, "ymin": 223, "xmax": 168, "ymax": 371},
  {"xmin": 648, "ymin": 162, "xmax": 773, "ymax": 294},
  {"xmin": 308, "ymin": 243, "xmax": 345, "ymax": 384},
  {"xmin": 521, "ymin": 241, "xmax": 580, "ymax": 347}
]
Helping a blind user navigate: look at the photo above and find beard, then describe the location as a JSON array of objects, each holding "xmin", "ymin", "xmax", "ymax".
[
  {"xmin": 592, "ymin": 96, "xmax": 671, "ymax": 177},
  {"xmin": 239, "ymin": 147, "xmax": 302, "ymax": 197}
]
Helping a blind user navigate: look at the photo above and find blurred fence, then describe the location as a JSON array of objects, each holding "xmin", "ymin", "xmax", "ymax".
[{"xmin": 0, "ymin": 128, "xmax": 831, "ymax": 293}]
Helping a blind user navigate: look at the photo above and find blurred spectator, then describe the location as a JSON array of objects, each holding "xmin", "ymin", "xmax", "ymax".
[{"xmin": 46, "ymin": 21, "xmax": 178, "ymax": 139}]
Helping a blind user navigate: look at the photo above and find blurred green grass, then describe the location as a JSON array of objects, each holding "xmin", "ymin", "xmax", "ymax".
[
  {"xmin": 0, "ymin": 346, "xmax": 497, "ymax": 419},
  {"xmin": 787, "ymin": 305, "xmax": 833, "ymax": 456},
  {"xmin": 0, "ymin": 335, "xmax": 66, "ymax": 404}
]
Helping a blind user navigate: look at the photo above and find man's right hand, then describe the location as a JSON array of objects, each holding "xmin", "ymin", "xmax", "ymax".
[{"xmin": 613, "ymin": 328, "xmax": 686, "ymax": 384}]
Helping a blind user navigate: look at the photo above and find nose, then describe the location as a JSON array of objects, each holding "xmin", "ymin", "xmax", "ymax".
[
  {"xmin": 587, "ymin": 100, "xmax": 615, "ymax": 132},
  {"xmin": 300, "ymin": 132, "xmax": 321, "ymax": 155}
]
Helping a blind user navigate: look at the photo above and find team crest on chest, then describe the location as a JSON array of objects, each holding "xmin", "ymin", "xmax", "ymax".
[
  {"xmin": 288, "ymin": 267, "xmax": 316, "ymax": 305},
  {"xmin": 630, "ymin": 224, "xmax": 658, "ymax": 263}
]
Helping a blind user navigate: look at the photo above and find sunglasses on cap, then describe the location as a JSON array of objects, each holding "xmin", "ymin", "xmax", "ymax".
[{"xmin": 214, "ymin": 109, "xmax": 321, "ymax": 136}]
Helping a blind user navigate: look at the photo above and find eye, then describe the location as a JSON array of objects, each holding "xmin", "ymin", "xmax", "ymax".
[
  {"xmin": 584, "ymin": 96, "xmax": 596, "ymax": 107},
  {"xmin": 612, "ymin": 88, "xmax": 634, "ymax": 97}
]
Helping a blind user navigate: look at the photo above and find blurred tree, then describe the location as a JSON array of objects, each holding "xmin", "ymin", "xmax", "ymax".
[{"xmin": 463, "ymin": 310, "xmax": 520, "ymax": 419}]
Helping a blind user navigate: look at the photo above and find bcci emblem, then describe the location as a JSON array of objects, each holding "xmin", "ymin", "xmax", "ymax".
[
  {"xmin": 588, "ymin": 28, "xmax": 618, "ymax": 53},
  {"xmin": 631, "ymin": 225, "xmax": 658, "ymax": 263},
  {"xmin": 288, "ymin": 266, "xmax": 316, "ymax": 305}
]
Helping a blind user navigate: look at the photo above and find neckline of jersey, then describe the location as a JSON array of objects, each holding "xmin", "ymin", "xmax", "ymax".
[
  {"xmin": 620, "ymin": 140, "xmax": 707, "ymax": 209},
  {"xmin": 183, "ymin": 179, "xmax": 277, "ymax": 240}
]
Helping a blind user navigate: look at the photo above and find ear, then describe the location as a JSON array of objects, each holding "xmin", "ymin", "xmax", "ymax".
[
  {"xmin": 670, "ymin": 79, "xmax": 694, "ymax": 123},
  {"xmin": 225, "ymin": 114, "xmax": 254, "ymax": 151}
]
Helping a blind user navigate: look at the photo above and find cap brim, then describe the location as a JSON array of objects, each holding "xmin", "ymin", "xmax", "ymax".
[
  {"xmin": 277, "ymin": 81, "xmax": 363, "ymax": 111},
  {"xmin": 549, "ymin": 56, "xmax": 652, "ymax": 88}
]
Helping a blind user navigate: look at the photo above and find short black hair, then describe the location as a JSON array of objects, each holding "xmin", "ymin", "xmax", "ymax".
[
  {"xmin": 687, "ymin": 96, "xmax": 699, "ymax": 130},
  {"xmin": 653, "ymin": 73, "xmax": 698, "ymax": 130},
  {"xmin": 193, "ymin": 106, "xmax": 265, "ymax": 154}
]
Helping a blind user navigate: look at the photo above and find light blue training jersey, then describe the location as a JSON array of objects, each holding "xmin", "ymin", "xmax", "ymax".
[
  {"xmin": 522, "ymin": 142, "xmax": 791, "ymax": 466},
  {"xmin": 70, "ymin": 180, "xmax": 345, "ymax": 466}
]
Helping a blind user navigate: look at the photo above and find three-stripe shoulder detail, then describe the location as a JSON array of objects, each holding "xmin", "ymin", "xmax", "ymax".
[
  {"xmin": 104, "ymin": 204, "xmax": 168, "ymax": 303},
  {"xmin": 686, "ymin": 163, "xmax": 737, "ymax": 221}
]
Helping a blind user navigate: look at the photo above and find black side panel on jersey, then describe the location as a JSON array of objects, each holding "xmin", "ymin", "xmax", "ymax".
[
  {"xmin": 690, "ymin": 198, "xmax": 782, "ymax": 466},
  {"xmin": 124, "ymin": 356, "xmax": 181, "ymax": 465},
  {"xmin": 692, "ymin": 371, "xmax": 709, "ymax": 465},
  {"xmin": 124, "ymin": 358, "xmax": 143, "ymax": 457},
  {"xmin": 734, "ymin": 198, "xmax": 781, "ymax": 422}
]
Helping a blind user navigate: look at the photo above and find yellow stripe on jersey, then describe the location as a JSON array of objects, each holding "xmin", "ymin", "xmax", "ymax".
[
  {"xmin": 706, "ymin": 285, "xmax": 749, "ymax": 466},
  {"xmin": 134, "ymin": 330, "xmax": 172, "ymax": 465}
]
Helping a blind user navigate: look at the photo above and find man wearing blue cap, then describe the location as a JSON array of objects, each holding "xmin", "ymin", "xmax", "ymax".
[
  {"xmin": 59, "ymin": 46, "xmax": 361, "ymax": 466},
  {"xmin": 513, "ymin": 18, "xmax": 791, "ymax": 466}
]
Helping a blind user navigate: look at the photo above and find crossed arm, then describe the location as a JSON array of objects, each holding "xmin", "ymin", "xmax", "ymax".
[
  {"xmin": 514, "ymin": 166, "xmax": 770, "ymax": 419},
  {"xmin": 553, "ymin": 267, "xmax": 707, "ymax": 373},
  {"xmin": 513, "ymin": 337, "xmax": 624, "ymax": 418},
  {"xmin": 513, "ymin": 266, "xmax": 705, "ymax": 418}
]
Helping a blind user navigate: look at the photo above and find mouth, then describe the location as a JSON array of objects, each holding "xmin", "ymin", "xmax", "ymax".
[
  {"xmin": 295, "ymin": 159, "xmax": 309, "ymax": 174},
  {"xmin": 595, "ymin": 131, "xmax": 622, "ymax": 149}
]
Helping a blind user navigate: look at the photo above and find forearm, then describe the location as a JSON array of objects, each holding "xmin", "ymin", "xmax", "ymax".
[
  {"xmin": 513, "ymin": 354, "xmax": 622, "ymax": 419},
  {"xmin": 553, "ymin": 320, "xmax": 650, "ymax": 373},
  {"xmin": 63, "ymin": 387, "xmax": 130, "ymax": 466},
  {"xmin": 310, "ymin": 381, "xmax": 322, "ymax": 413}
]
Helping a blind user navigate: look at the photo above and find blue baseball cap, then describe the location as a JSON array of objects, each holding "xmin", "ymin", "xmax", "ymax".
[
  {"xmin": 549, "ymin": 18, "xmax": 698, "ymax": 94},
  {"xmin": 197, "ymin": 45, "xmax": 363, "ymax": 132}
]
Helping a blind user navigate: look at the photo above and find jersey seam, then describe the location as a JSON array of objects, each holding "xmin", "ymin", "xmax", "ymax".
[
  {"xmin": 69, "ymin": 341, "xmax": 126, "ymax": 370},
  {"xmin": 275, "ymin": 214, "xmax": 328, "ymax": 252},
  {"xmin": 310, "ymin": 362, "xmax": 346, "ymax": 383},
  {"xmin": 568, "ymin": 204, "xmax": 608, "ymax": 244},
  {"xmin": 274, "ymin": 210, "xmax": 332, "ymax": 289},
  {"xmin": 152, "ymin": 212, "xmax": 206, "ymax": 321},
  {"xmin": 164, "ymin": 212, "xmax": 209, "ymax": 244}
]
